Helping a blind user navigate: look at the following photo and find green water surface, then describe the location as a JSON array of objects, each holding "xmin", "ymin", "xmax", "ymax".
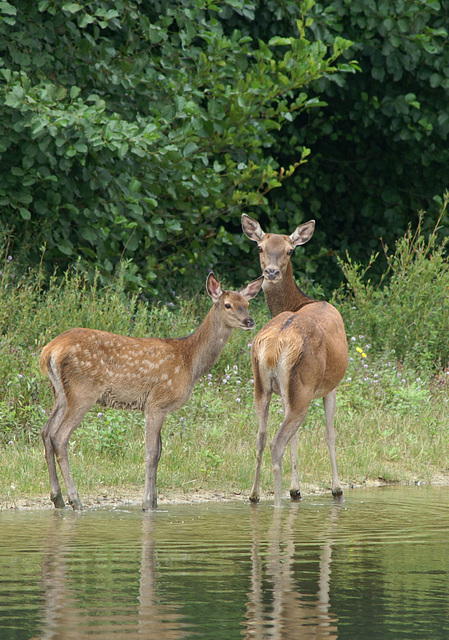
[{"xmin": 0, "ymin": 485, "xmax": 448, "ymax": 639}]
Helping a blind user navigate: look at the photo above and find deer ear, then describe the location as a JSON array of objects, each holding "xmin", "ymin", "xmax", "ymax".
[
  {"xmin": 290, "ymin": 220, "xmax": 315, "ymax": 247},
  {"xmin": 239, "ymin": 275, "xmax": 264, "ymax": 300},
  {"xmin": 241, "ymin": 214, "xmax": 265, "ymax": 242},
  {"xmin": 206, "ymin": 272, "xmax": 222, "ymax": 303}
]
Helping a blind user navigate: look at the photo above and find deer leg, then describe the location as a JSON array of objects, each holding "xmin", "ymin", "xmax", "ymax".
[
  {"xmin": 249, "ymin": 390, "xmax": 272, "ymax": 503},
  {"xmin": 283, "ymin": 396, "xmax": 301, "ymax": 499},
  {"xmin": 270, "ymin": 406, "xmax": 309, "ymax": 508},
  {"xmin": 323, "ymin": 388, "xmax": 342, "ymax": 497},
  {"xmin": 143, "ymin": 409, "xmax": 168, "ymax": 511},
  {"xmin": 288, "ymin": 431, "xmax": 301, "ymax": 500},
  {"xmin": 52, "ymin": 403, "xmax": 92, "ymax": 511},
  {"xmin": 42, "ymin": 401, "xmax": 66, "ymax": 509}
]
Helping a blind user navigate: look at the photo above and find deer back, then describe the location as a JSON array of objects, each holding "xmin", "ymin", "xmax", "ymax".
[{"xmin": 40, "ymin": 328, "xmax": 189, "ymax": 411}]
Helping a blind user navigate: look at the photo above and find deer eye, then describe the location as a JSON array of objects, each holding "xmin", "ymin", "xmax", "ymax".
[
  {"xmin": 258, "ymin": 246, "xmax": 263, "ymax": 253},
  {"xmin": 225, "ymin": 303, "xmax": 232, "ymax": 309},
  {"xmin": 287, "ymin": 248, "xmax": 294, "ymax": 256}
]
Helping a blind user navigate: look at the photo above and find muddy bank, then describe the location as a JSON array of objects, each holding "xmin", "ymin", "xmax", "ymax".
[{"xmin": 4, "ymin": 475, "xmax": 448, "ymax": 511}]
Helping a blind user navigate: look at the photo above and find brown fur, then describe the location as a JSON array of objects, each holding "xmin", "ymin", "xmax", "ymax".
[
  {"xmin": 40, "ymin": 273, "xmax": 263, "ymax": 511},
  {"xmin": 242, "ymin": 214, "xmax": 348, "ymax": 506}
]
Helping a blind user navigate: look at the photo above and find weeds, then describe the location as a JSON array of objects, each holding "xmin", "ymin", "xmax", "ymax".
[{"xmin": 337, "ymin": 192, "xmax": 449, "ymax": 370}]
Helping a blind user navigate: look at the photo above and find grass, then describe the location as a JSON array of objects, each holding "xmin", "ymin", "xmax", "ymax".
[{"xmin": 1, "ymin": 202, "xmax": 449, "ymax": 508}]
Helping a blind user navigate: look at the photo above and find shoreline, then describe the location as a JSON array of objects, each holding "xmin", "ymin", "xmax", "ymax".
[{"xmin": 2, "ymin": 475, "xmax": 448, "ymax": 511}]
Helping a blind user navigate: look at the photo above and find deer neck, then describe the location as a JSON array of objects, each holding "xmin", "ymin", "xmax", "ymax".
[
  {"xmin": 263, "ymin": 262, "xmax": 315, "ymax": 316},
  {"xmin": 183, "ymin": 305, "xmax": 233, "ymax": 381}
]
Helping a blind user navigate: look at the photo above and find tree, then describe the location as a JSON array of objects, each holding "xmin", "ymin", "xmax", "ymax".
[
  {"xmin": 0, "ymin": 0, "xmax": 355, "ymax": 294},
  {"xmin": 265, "ymin": 0, "xmax": 449, "ymax": 291}
]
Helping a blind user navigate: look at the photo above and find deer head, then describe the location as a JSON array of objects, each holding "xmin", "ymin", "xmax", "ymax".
[
  {"xmin": 206, "ymin": 272, "xmax": 263, "ymax": 329},
  {"xmin": 241, "ymin": 214, "xmax": 315, "ymax": 284}
]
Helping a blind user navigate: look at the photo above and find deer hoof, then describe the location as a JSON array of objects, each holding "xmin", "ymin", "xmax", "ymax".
[
  {"xmin": 332, "ymin": 488, "xmax": 344, "ymax": 500},
  {"xmin": 290, "ymin": 489, "xmax": 302, "ymax": 501},
  {"xmin": 69, "ymin": 496, "xmax": 83, "ymax": 511},
  {"xmin": 142, "ymin": 499, "xmax": 157, "ymax": 511},
  {"xmin": 51, "ymin": 490, "xmax": 66, "ymax": 509},
  {"xmin": 142, "ymin": 505, "xmax": 157, "ymax": 512}
]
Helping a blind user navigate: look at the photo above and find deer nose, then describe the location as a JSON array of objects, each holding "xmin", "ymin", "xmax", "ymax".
[
  {"xmin": 264, "ymin": 268, "xmax": 280, "ymax": 280},
  {"xmin": 245, "ymin": 317, "xmax": 255, "ymax": 328}
]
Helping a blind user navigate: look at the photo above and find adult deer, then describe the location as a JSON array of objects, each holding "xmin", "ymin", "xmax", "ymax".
[
  {"xmin": 241, "ymin": 214, "xmax": 348, "ymax": 507},
  {"xmin": 40, "ymin": 272, "xmax": 263, "ymax": 511}
]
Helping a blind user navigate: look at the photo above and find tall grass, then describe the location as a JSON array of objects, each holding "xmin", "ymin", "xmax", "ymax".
[
  {"xmin": 335, "ymin": 193, "xmax": 449, "ymax": 371},
  {"xmin": 1, "ymin": 200, "xmax": 449, "ymax": 507}
]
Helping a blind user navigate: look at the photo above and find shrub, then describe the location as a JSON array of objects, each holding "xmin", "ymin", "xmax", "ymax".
[{"xmin": 337, "ymin": 194, "xmax": 449, "ymax": 371}]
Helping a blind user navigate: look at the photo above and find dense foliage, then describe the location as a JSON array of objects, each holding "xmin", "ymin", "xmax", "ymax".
[
  {"xmin": 0, "ymin": 0, "xmax": 355, "ymax": 294},
  {"xmin": 337, "ymin": 194, "xmax": 449, "ymax": 371},
  {"xmin": 268, "ymin": 0, "xmax": 449, "ymax": 288},
  {"xmin": 1, "ymin": 0, "xmax": 448, "ymax": 297}
]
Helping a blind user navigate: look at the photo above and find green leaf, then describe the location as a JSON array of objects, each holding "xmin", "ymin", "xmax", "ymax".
[
  {"xmin": 429, "ymin": 73, "xmax": 441, "ymax": 88},
  {"xmin": 0, "ymin": 2, "xmax": 17, "ymax": 16},
  {"xmin": 81, "ymin": 227, "xmax": 97, "ymax": 244},
  {"xmin": 128, "ymin": 177, "xmax": 141, "ymax": 192},
  {"xmin": 213, "ymin": 161, "xmax": 225, "ymax": 172},
  {"xmin": 78, "ymin": 13, "xmax": 95, "ymax": 27},
  {"xmin": 58, "ymin": 239, "xmax": 74, "ymax": 255},
  {"xmin": 166, "ymin": 219, "xmax": 182, "ymax": 231},
  {"xmin": 70, "ymin": 86, "xmax": 81, "ymax": 99},
  {"xmin": 268, "ymin": 36, "xmax": 293, "ymax": 46},
  {"xmin": 62, "ymin": 3, "xmax": 82, "ymax": 14},
  {"xmin": 30, "ymin": 119, "xmax": 47, "ymax": 137},
  {"xmin": 183, "ymin": 142, "xmax": 198, "ymax": 157}
]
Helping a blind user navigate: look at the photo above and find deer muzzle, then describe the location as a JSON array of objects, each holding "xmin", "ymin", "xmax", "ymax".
[
  {"xmin": 243, "ymin": 317, "xmax": 255, "ymax": 329},
  {"xmin": 264, "ymin": 268, "xmax": 280, "ymax": 281}
]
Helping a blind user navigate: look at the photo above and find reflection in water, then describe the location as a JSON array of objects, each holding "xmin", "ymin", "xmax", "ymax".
[
  {"xmin": 35, "ymin": 505, "xmax": 341, "ymax": 640},
  {"xmin": 139, "ymin": 515, "xmax": 184, "ymax": 639},
  {"xmin": 244, "ymin": 504, "xmax": 339, "ymax": 639},
  {"xmin": 39, "ymin": 514, "xmax": 83, "ymax": 640},
  {"xmin": 37, "ymin": 513, "xmax": 185, "ymax": 640},
  {"xmin": 1, "ymin": 487, "xmax": 449, "ymax": 640}
]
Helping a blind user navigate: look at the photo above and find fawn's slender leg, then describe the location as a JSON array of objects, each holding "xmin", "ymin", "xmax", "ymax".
[
  {"xmin": 52, "ymin": 402, "xmax": 93, "ymax": 510},
  {"xmin": 42, "ymin": 401, "xmax": 66, "ymax": 509},
  {"xmin": 143, "ymin": 408, "xmax": 168, "ymax": 511}
]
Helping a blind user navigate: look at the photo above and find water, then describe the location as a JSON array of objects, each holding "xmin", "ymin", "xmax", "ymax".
[{"xmin": 1, "ymin": 485, "xmax": 448, "ymax": 639}]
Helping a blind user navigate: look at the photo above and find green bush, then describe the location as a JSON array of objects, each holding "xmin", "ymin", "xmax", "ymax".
[
  {"xmin": 267, "ymin": 0, "xmax": 449, "ymax": 292},
  {"xmin": 337, "ymin": 194, "xmax": 449, "ymax": 370},
  {"xmin": 0, "ymin": 0, "xmax": 355, "ymax": 294}
]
